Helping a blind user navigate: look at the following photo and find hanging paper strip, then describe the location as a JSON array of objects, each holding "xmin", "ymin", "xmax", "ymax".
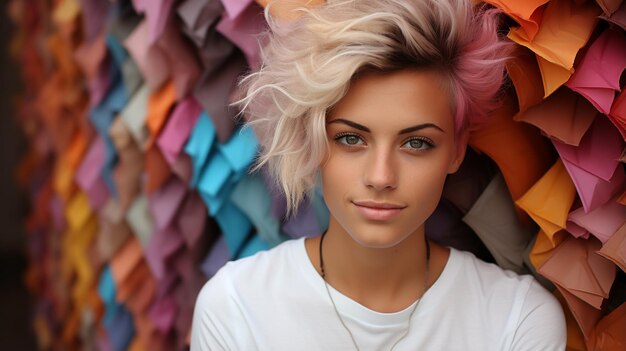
[{"xmin": 7, "ymin": 0, "xmax": 626, "ymax": 350}]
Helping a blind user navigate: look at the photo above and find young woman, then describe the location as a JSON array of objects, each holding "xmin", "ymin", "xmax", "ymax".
[{"xmin": 191, "ymin": 0, "xmax": 566, "ymax": 350}]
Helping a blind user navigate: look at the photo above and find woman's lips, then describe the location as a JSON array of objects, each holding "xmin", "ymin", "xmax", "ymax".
[{"xmin": 352, "ymin": 201, "xmax": 405, "ymax": 221}]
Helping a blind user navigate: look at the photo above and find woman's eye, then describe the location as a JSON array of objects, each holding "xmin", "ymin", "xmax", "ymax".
[
  {"xmin": 336, "ymin": 134, "xmax": 365, "ymax": 146},
  {"xmin": 402, "ymin": 138, "xmax": 433, "ymax": 151}
]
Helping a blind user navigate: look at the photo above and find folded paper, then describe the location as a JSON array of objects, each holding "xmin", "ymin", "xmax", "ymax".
[
  {"xmin": 484, "ymin": 0, "xmax": 549, "ymax": 41},
  {"xmin": 539, "ymin": 236, "xmax": 616, "ymax": 329},
  {"xmin": 156, "ymin": 19, "xmax": 201, "ymax": 99},
  {"xmin": 463, "ymin": 173, "xmax": 535, "ymax": 273},
  {"xmin": 553, "ymin": 117, "xmax": 626, "ymax": 213},
  {"xmin": 215, "ymin": 202, "xmax": 252, "ymax": 256},
  {"xmin": 601, "ymin": 1, "xmax": 626, "ymax": 30},
  {"xmin": 515, "ymin": 87, "xmax": 597, "ymax": 147},
  {"xmin": 516, "ymin": 160, "xmax": 576, "ymax": 238},
  {"xmin": 149, "ymin": 177, "xmax": 187, "ymax": 231},
  {"xmin": 124, "ymin": 19, "xmax": 170, "ymax": 91},
  {"xmin": 177, "ymin": 0, "xmax": 223, "ymax": 47},
  {"xmin": 568, "ymin": 200, "xmax": 626, "ymax": 244},
  {"xmin": 157, "ymin": 97, "xmax": 202, "ymax": 166},
  {"xmin": 507, "ymin": 0, "xmax": 600, "ymax": 96},
  {"xmin": 609, "ymin": 90, "xmax": 626, "ymax": 140},
  {"xmin": 565, "ymin": 29, "xmax": 626, "ymax": 114},
  {"xmin": 230, "ymin": 173, "xmax": 286, "ymax": 247},
  {"xmin": 595, "ymin": 0, "xmax": 623, "ymax": 15},
  {"xmin": 131, "ymin": 0, "xmax": 175, "ymax": 44},
  {"xmin": 597, "ymin": 222, "xmax": 626, "ymax": 271},
  {"xmin": 506, "ymin": 46, "xmax": 544, "ymax": 112},
  {"xmin": 184, "ymin": 112, "xmax": 217, "ymax": 187},
  {"xmin": 470, "ymin": 95, "xmax": 555, "ymax": 207},
  {"xmin": 126, "ymin": 195, "xmax": 154, "ymax": 248},
  {"xmin": 217, "ymin": 1, "xmax": 265, "ymax": 69}
]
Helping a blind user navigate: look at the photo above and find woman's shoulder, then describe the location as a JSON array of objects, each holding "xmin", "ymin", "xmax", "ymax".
[
  {"xmin": 447, "ymin": 248, "xmax": 560, "ymax": 309},
  {"xmin": 444, "ymin": 248, "xmax": 566, "ymax": 347},
  {"xmin": 449, "ymin": 247, "xmax": 563, "ymax": 314},
  {"xmin": 191, "ymin": 239, "xmax": 306, "ymax": 350},
  {"xmin": 450, "ymin": 247, "xmax": 536, "ymax": 287}
]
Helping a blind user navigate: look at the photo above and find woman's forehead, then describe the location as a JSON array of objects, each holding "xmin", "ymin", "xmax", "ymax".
[{"xmin": 327, "ymin": 69, "xmax": 455, "ymax": 133}]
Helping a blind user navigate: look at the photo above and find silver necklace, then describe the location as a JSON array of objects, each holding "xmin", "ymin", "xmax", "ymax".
[{"xmin": 319, "ymin": 233, "xmax": 430, "ymax": 351}]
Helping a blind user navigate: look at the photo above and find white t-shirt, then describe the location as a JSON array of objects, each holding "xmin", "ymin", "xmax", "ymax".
[{"xmin": 191, "ymin": 238, "xmax": 566, "ymax": 351}]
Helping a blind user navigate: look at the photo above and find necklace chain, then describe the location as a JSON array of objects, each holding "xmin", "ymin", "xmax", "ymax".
[{"xmin": 318, "ymin": 233, "xmax": 431, "ymax": 351}]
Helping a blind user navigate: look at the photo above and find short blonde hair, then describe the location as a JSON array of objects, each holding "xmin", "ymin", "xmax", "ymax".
[{"xmin": 239, "ymin": 0, "xmax": 512, "ymax": 213}]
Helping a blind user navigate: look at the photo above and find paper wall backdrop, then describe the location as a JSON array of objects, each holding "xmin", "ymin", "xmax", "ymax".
[{"xmin": 8, "ymin": 0, "xmax": 626, "ymax": 350}]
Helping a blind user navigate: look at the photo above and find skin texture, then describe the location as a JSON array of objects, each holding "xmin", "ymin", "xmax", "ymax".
[{"xmin": 305, "ymin": 69, "xmax": 468, "ymax": 313}]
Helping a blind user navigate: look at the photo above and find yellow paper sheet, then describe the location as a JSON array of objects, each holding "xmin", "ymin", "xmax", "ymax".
[
  {"xmin": 65, "ymin": 191, "xmax": 92, "ymax": 231},
  {"xmin": 516, "ymin": 160, "xmax": 576, "ymax": 237},
  {"xmin": 52, "ymin": 0, "xmax": 80, "ymax": 24},
  {"xmin": 53, "ymin": 151, "xmax": 77, "ymax": 202},
  {"xmin": 529, "ymin": 229, "xmax": 566, "ymax": 269},
  {"xmin": 536, "ymin": 56, "xmax": 572, "ymax": 98}
]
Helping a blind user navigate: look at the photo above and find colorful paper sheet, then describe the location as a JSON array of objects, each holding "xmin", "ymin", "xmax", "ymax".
[
  {"xmin": 507, "ymin": 0, "xmax": 601, "ymax": 96},
  {"xmin": 565, "ymin": 29, "xmax": 626, "ymax": 114},
  {"xmin": 516, "ymin": 160, "xmax": 577, "ymax": 238}
]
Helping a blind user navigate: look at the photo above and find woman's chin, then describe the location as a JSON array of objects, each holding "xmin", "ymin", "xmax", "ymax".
[{"xmin": 347, "ymin": 229, "xmax": 414, "ymax": 250}]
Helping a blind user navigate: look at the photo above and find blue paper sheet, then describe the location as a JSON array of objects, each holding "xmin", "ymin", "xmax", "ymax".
[
  {"xmin": 106, "ymin": 34, "xmax": 130, "ymax": 68},
  {"xmin": 231, "ymin": 173, "xmax": 287, "ymax": 246},
  {"xmin": 215, "ymin": 201, "xmax": 253, "ymax": 256},
  {"xmin": 198, "ymin": 150, "xmax": 232, "ymax": 199},
  {"xmin": 106, "ymin": 307, "xmax": 135, "ymax": 351},
  {"xmin": 237, "ymin": 234, "xmax": 271, "ymax": 259},
  {"xmin": 199, "ymin": 173, "xmax": 246, "ymax": 216},
  {"xmin": 218, "ymin": 125, "xmax": 259, "ymax": 173},
  {"xmin": 184, "ymin": 112, "xmax": 217, "ymax": 187},
  {"xmin": 89, "ymin": 78, "xmax": 128, "ymax": 197},
  {"xmin": 97, "ymin": 266, "xmax": 120, "ymax": 327}
]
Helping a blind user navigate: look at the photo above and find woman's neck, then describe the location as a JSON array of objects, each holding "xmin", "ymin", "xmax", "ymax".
[{"xmin": 305, "ymin": 220, "xmax": 449, "ymax": 313}]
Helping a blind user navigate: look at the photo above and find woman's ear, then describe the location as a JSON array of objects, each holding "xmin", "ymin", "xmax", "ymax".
[{"xmin": 447, "ymin": 130, "xmax": 469, "ymax": 174}]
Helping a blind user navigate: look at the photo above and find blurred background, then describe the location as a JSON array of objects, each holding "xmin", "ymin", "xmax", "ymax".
[{"xmin": 0, "ymin": 4, "xmax": 37, "ymax": 350}]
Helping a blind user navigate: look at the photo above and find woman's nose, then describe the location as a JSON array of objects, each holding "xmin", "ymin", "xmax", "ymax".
[{"xmin": 363, "ymin": 149, "xmax": 398, "ymax": 191}]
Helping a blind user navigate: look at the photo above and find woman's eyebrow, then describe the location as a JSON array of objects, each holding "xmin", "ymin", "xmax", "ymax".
[
  {"xmin": 326, "ymin": 118, "xmax": 370, "ymax": 132},
  {"xmin": 327, "ymin": 118, "xmax": 445, "ymax": 135},
  {"xmin": 398, "ymin": 123, "xmax": 445, "ymax": 135}
]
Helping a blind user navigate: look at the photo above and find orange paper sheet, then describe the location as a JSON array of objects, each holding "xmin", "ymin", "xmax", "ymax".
[
  {"xmin": 469, "ymin": 94, "xmax": 555, "ymax": 209},
  {"xmin": 507, "ymin": 0, "xmax": 601, "ymax": 96},
  {"xmin": 506, "ymin": 46, "xmax": 544, "ymax": 112},
  {"xmin": 586, "ymin": 302, "xmax": 626, "ymax": 350},
  {"xmin": 485, "ymin": 0, "xmax": 549, "ymax": 41},
  {"xmin": 516, "ymin": 160, "xmax": 576, "ymax": 238},
  {"xmin": 110, "ymin": 237, "xmax": 144, "ymax": 288},
  {"xmin": 597, "ymin": 221, "xmax": 626, "ymax": 272}
]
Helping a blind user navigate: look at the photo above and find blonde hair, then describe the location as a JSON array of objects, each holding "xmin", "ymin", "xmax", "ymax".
[{"xmin": 238, "ymin": 0, "xmax": 512, "ymax": 213}]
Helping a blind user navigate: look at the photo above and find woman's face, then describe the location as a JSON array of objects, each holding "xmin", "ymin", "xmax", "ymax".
[{"xmin": 322, "ymin": 69, "xmax": 466, "ymax": 249}]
